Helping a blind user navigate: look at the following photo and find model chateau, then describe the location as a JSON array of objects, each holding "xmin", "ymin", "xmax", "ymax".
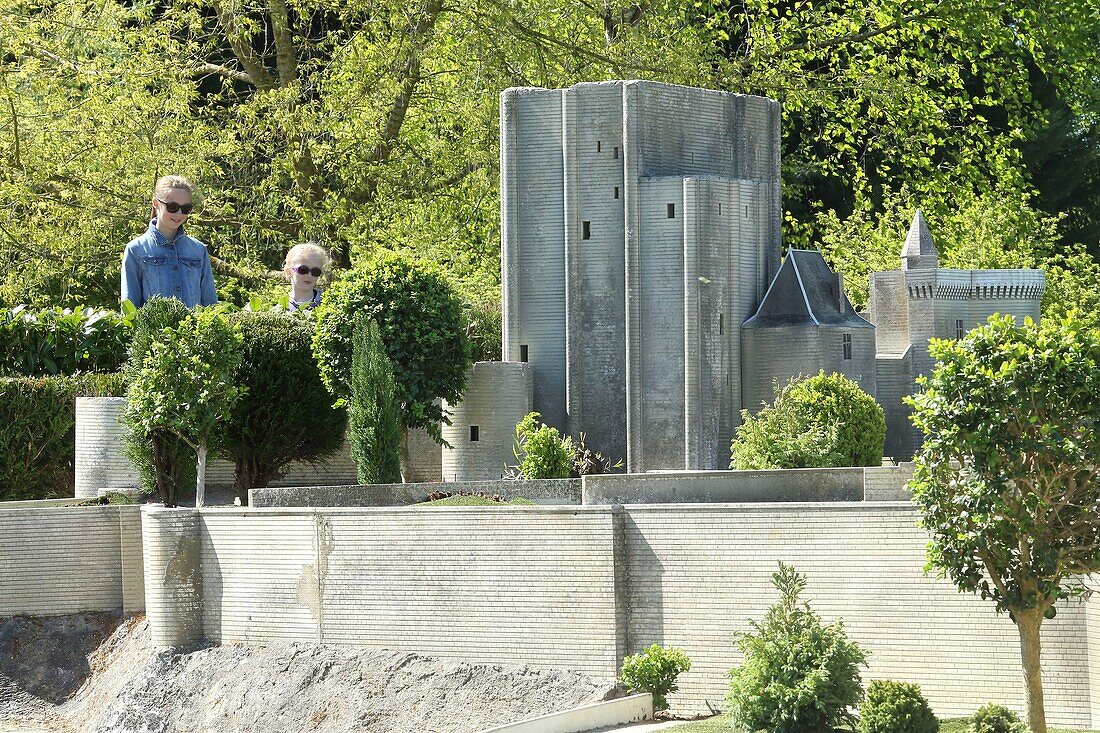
[{"xmin": 441, "ymin": 80, "xmax": 1045, "ymax": 479}]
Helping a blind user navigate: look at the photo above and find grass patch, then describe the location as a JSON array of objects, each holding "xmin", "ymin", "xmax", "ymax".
[
  {"xmin": 664, "ymin": 715, "xmax": 1098, "ymax": 732},
  {"xmin": 416, "ymin": 495, "xmax": 535, "ymax": 507}
]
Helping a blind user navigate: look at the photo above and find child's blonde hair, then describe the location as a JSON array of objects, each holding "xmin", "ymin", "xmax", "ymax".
[
  {"xmin": 151, "ymin": 175, "xmax": 196, "ymax": 219},
  {"xmin": 283, "ymin": 242, "xmax": 329, "ymax": 270}
]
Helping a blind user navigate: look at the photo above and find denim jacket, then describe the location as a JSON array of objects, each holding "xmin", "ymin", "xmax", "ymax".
[{"xmin": 121, "ymin": 221, "xmax": 218, "ymax": 308}]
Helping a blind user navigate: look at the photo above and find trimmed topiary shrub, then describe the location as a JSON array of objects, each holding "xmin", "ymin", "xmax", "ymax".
[
  {"xmin": 348, "ymin": 315, "xmax": 402, "ymax": 485},
  {"xmin": 312, "ymin": 251, "xmax": 472, "ymax": 446},
  {"xmin": 731, "ymin": 371, "xmax": 885, "ymax": 469},
  {"xmin": 220, "ymin": 311, "xmax": 347, "ymax": 503},
  {"xmin": 726, "ymin": 562, "xmax": 868, "ymax": 733},
  {"xmin": 618, "ymin": 644, "xmax": 692, "ymax": 711},
  {"xmin": 970, "ymin": 703, "xmax": 1030, "ymax": 733},
  {"xmin": 126, "ymin": 308, "xmax": 244, "ymax": 506},
  {"xmin": 858, "ymin": 680, "xmax": 938, "ymax": 733},
  {"xmin": 0, "ymin": 372, "xmax": 127, "ymax": 501},
  {"xmin": 511, "ymin": 412, "xmax": 574, "ymax": 479},
  {"xmin": 122, "ymin": 297, "xmax": 195, "ymax": 502}
]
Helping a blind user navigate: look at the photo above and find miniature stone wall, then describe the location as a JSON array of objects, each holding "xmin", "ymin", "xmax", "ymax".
[
  {"xmin": 74, "ymin": 397, "xmax": 442, "ymax": 499},
  {"xmin": 249, "ymin": 478, "xmax": 581, "ymax": 508},
  {"xmin": 138, "ymin": 500, "xmax": 1097, "ymax": 726},
  {"xmin": 0, "ymin": 504, "xmax": 144, "ymax": 616}
]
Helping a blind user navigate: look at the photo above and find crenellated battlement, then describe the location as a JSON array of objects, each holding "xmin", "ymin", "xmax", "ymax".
[{"xmin": 905, "ymin": 270, "xmax": 1046, "ymax": 300}]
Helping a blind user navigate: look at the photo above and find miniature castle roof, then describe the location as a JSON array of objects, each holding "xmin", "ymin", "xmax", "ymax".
[
  {"xmin": 900, "ymin": 210, "xmax": 939, "ymax": 270},
  {"xmin": 743, "ymin": 249, "xmax": 872, "ymax": 329}
]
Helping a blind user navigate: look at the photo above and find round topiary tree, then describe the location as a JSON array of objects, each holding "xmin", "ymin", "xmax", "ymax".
[
  {"xmin": 730, "ymin": 371, "xmax": 885, "ymax": 469},
  {"xmin": 858, "ymin": 680, "xmax": 939, "ymax": 733},
  {"xmin": 312, "ymin": 251, "xmax": 472, "ymax": 478},
  {"xmin": 220, "ymin": 311, "xmax": 348, "ymax": 504}
]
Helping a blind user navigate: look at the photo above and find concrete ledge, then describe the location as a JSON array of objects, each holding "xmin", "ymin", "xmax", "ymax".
[
  {"xmin": 249, "ymin": 478, "xmax": 581, "ymax": 508},
  {"xmin": 0, "ymin": 498, "xmax": 82, "ymax": 509},
  {"xmin": 481, "ymin": 693, "xmax": 653, "ymax": 733},
  {"xmin": 582, "ymin": 468, "xmax": 864, "ymax": 504}
]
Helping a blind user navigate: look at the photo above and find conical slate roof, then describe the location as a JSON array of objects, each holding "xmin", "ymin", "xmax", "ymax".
[
  {"xmin": 901, "ymin": 209, "xmax": 939, "ymax": 270},
  {"xmin": 743, "ymin": 249, "xmax": 872, "ymax": 329}
]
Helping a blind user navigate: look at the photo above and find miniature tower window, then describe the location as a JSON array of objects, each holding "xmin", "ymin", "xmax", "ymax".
[
  {"xmin": 613, "ymin": 146, "xmax": 619, "ymax": 159},
  {"xmin": 582, "ymin": 221, "xmax": 591, "ymax": 240},
  {"xmin": 719, "ymin": 313, "xmax": 724, "ymax": 335},
  {"xmin": 596, "ymin": 140, "xmax": 602, "ymax": 152},
  {"xmin": 667, "ymin": 203, "xmax": 676, "ymax": 219},
  {"xmin": 614, "ymin": 186, "xmax": 619, "ymax": 199},
  {"xmin": 956, "ymin": 319, "xmax": 964, "ymax": 339},
  {"xmin": 520, "ymin": 344, "xmax": 529, "ymax": 362},
  {"xmin": 470, "ymin": 425, "xmax": 480, "ymax": 442},
  {"xmin": 843, "ymin": 333, "xmax": 852, "ymax": 360}
]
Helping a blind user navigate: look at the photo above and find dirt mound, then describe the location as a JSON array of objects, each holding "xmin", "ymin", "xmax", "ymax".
[{"xmin": 2, "ymin": 615, "xmax": 622, "ymax": 733}]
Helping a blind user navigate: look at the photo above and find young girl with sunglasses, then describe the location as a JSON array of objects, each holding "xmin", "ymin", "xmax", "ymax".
[
  {"xmin": 284, "ymin": 242, "xmax": 328, "ymax": 311},
  {"xmin": 121, "ymin": 175, "xmax": 217, "ymax": 309}
]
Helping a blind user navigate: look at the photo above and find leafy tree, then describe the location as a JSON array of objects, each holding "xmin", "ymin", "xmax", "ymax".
[
  {"xmin": 122, "ymin": 297, "xmax": 196, "ymax": 502},
  {"xmin": 348, "ymin": 315, "xmax": 402, "ymax": 485},
  {"xmin": 907, "ymin": 313, "xmax": 1100, "ymax": 733},
  {"xmin": 313, "ymin": 250, "xmax": 471, "ymax": 477},
  {"xmin": 221, "ymin": 311, "xmax": 347, "ymax": 503},
  {"xmin": 726, "ymin": 562, "xmax": 868, "ymax": 733},
  {"xmin": 731, "ymin": 372, "xmax": 884, "ymax": 469},
  {"xmin": 125, "ymin": 308, "xmax": 245, "ymax": 506}
]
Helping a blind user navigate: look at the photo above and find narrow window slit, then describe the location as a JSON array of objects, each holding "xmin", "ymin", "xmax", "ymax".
[{"xmin": 582, "ymin": 221, "xmax": 591, "ymax": 240}]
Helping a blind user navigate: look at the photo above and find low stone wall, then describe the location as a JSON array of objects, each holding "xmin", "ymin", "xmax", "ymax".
[
  {"xmin": 582, "ymin": 467, "xmax": 890, "ymax": 504},
  {"xmin": 139, "ymin": 502, "xmax": 1098, "ymax": 727},
  {"xmin": 249, "ymin": 478, "xmax": 582, "ymax": 507},
  {"xmin": 74, "ymin": 397, "xmax": 442, "ymax": 499},
  {"xmin": 0, "ymin": 504, "xmax": 144, "ymax": 616}
]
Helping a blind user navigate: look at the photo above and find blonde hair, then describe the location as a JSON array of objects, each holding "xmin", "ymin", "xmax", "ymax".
[
  {"xmin": 283, "ymin": 242, "xmax": 329, "ymax": 270},
  {"xmin": 151, "ymin": 175, "xmax": 196, "ymax": 219}
]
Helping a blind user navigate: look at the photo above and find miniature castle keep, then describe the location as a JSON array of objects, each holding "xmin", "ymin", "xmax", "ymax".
[{"xmin": 442, "ymin": 80, "xmax": 1044, "ymax": 478}]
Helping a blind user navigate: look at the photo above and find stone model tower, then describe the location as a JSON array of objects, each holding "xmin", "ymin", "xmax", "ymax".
[
  {"xmin": 500, "ymin": 80, "xmax": 782, "ymax": 472},
  {"xmin": 868, "ymin": 211, "xmax": 1046, "ymax": 460}
]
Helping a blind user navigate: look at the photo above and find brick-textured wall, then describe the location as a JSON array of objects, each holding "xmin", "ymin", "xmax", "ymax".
[
  {"xmin": 196, "ymin": 506, "xmax": 622, "ymax": 679},
  {"xmin": 0, "ymin": 505, "xmax": 143, "ymax": 615},
  {"xmin": 138, "ymin": 501, "xmax": 1095, "ymax": 725},
  {"xmin": 622, "ymin": 503, "xmax": 1091, "ymax": 726}
]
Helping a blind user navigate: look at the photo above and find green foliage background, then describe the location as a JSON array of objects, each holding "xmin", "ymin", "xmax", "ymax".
[{"xmin": 0, "ymin": 0, "xmax": 1097, "ymax": 313}]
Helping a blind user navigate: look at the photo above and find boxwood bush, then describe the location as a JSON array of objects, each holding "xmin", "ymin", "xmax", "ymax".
[
  {"xmin": 731, "ymin": 371, "xmax": 885, "ymax": 469},
  {"xmin": 858, "ymin": 680, "xmax": 938, "ymax": 733},
  {"xmin": 0, "ymin": 372, "xmax": 127, "ymax": 501},
  {"xmin": 970, "ymin": 704, "xmax": 1030, "ymax": 733},
  {"xmin": 221, "ymin": 311, "xmax": 347, "ymax": 502}
]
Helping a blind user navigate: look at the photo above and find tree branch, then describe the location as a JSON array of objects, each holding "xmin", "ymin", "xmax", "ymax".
[
  {"xmin": 266, "ymin": 0, "xmax": 299, "ymax": 86},
  {"xmin": 211, "ymin": 0, "xmax": 276, "ymax": 90},
  {"xmin": 189, "ymin": 62, "xmax": 255, "ymax": 85}
]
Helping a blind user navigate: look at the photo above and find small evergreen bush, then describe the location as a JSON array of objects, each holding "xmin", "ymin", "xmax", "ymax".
[
  {"xmin": 726, "ymin": 562, "xmax": 868, "ymax": 733},
  {"xmin": 0, "ymin": 372, "xmax": 126, "ymax": 501},
  {"xmin": 858, "ymin": 680, "xmax": 938, "ymax": 733},
  {"xmin": 731, "ymin": 372, "xmax": 885, "ymax": 469},
  {"xmin": 221, "ymin": 311, "xmax": 347, "ymax": 503},
  {"xmin": 511, "ymin": 412, "xmax": 574, "ymax": 479},
  {"xmin": 618, "ymin": 644, "xmax": 692, "ymax": 711},
  {"xmin": 123, "ymin": 297, "xmax": 195, "ymax": 501},
  {"xmin": 970, "ymin": 703, "xmax": 1030, "ymax": 733},
  {"xmin": 348, "ymin": 315, "xmax": 402, "ymax": 485}
]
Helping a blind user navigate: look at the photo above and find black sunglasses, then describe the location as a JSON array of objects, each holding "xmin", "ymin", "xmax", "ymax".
[
  {"xmin": 294, "ymin": 265, "xmax": 323, "ymax": 277},
  {"xmin": 156, "ymin": 198, "xmax": 195, "ymax": 215}
]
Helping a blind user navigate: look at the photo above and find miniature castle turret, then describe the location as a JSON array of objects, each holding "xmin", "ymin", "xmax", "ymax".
[{"xmin": 869, "ymin": 211, "xmax": 1045, "ymax": 460}]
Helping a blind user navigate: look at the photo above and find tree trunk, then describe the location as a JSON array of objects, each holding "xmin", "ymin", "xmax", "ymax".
[
  {"xmin": 196, "ymin": 444, "xmax": 207, "ymax": 508},
  {"xmin": 1016, "ymin": 607, "xmax": 1047, "ymax": 733},
  {"xmin": 399, "ymin": 424, "xmax": 411, "ymax": 483}
]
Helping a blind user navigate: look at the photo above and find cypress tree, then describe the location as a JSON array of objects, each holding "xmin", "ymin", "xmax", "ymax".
[{"xmin": 348, "ymin": 315, "xmax": 402, "ymax": 484}]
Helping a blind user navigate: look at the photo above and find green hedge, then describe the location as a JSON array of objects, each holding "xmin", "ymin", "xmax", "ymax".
[
  {"xmin": 0, "ymin": 372, "xmax": 127, "ymax": 501},
  {"xmin": 0, "ymin": 305, "xmax": 133, "ymax": 376}
]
